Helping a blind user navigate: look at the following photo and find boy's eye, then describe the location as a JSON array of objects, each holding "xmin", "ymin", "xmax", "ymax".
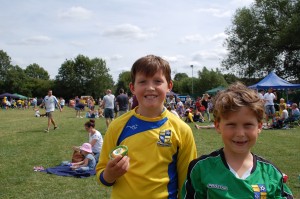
[
  {"xmin": 244, "ymin": 124, "xmax": 255, "ymax": 128},
  {"xmin": 138, "ymin": 80, "xmax": 146, "ymax": 84}
]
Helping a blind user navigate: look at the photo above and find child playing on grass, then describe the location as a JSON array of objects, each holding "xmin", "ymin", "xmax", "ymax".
[
  {"xmin": 96, "ymin": 55, "xmax": 197, "ymax": 199},
  {"xmin": 182, "ymin": 82, "xmax": 293, "ymax": 199},
  {"xmin": 70, "ymin": 143, "xmax": 96, "ymax": 171}
]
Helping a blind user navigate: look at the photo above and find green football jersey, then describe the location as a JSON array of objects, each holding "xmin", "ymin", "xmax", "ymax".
[{"xmin": 182, "ymin": 148, "xmax": 293, "ymax": 199}]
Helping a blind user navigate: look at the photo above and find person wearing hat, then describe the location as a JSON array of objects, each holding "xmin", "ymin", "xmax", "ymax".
[{"xmin": 70, "ymin": 143, "xmax": 96, "ymax": 171}]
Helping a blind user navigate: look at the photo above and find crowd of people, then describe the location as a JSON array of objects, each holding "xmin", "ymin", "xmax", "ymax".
[{"xmin": 258, "ymin": 88, "xmax": 300, "ymax": 129}]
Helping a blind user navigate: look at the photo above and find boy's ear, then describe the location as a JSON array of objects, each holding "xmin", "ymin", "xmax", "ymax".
[
  {"xmin": 168, "ymin": 81, "xmax": 173, "ymax": 91},
  {"xmin": 129, "ymin": 82, "xmax": 135, "ymax": 94},
  {"xmin": 257, "ymin": 122, "xmax": 263, "ymax": 134},
  {"xmin": 214, "ymin": 121, "xmax": 221, "ymax": 134}
]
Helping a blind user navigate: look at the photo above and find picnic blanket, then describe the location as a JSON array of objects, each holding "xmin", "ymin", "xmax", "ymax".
[{"xmin": 40, "ymin": 165, "xmax": 96, "ymax": 178}]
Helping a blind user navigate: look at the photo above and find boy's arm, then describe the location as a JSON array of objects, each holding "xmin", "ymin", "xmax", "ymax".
[{"xmin": 96, "ymin": 126, "xmax": 130, "ymax": 186}]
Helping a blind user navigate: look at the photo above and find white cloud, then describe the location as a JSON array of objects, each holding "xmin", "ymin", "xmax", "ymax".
[
  {"xmin": 69, "ymin": 41, "xmax": 86, "ymax": 47},
  {"xmin": 162, "ymin": 55, "xmax": 185, "ymax": 64},
  {"xmin": 230, "ymin": 0, "xmax": 254, "ymax": 7},
  {"xmin": 210, "ymin": 32, "xmax": 227, "ymax": 42},
  {"xmin": 58, "ymin": 6, "xmax": 93, "ymax": 20},
  {"xmin": 11, "ymin": 35, "xmax": 52, "ymax": 45},
  {"xmin": 180, "ymin": 32, "xmax": 227, "ymax": 44},
  {"xmin": 192, "ymin": 49, "xmax": 227, "ymax": 62},
  {"xmin": 196, "ymin": 8, "xmax": 232, "ymax": 18},
  {"xmin": 109, "ymin": 54, "xmax": 123, "ymax": 61},
  {"xmin": 102, "ymin": 24, "xmax": 155, "ymax": 40},
  {"xmin": 179, "ymin": 34, "xmax": 205, "ymax": 43}
]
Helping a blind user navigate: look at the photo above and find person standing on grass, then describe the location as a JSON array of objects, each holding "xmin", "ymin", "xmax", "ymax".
[
  {"xmin": 181, "ymin": 82, "xmax": 293, "ymax": 199},
  {"xmin": 263, "ymin": 87, "xmax": 277, "ymax": 126},
  {"xmin": 116, "ymin": 88, "xmax": 129, "ymax": 117},
  {"xmin": 201, "ymin": 93, "xmax": 211, "ymax": 122},
  {"xmin": 102, "ymin": 89, "xmax": 115, "ymax": 127},
  {"xmin": 59, "ymin": 97, "xmax": 65, "ymax": 110},
  {"xmin": 96, "ymin": 55, "xmax": 197, "ymax": 199},
  {"xmin": 40, "ymin": 90, "xmax": 62, "ymax": 133}
]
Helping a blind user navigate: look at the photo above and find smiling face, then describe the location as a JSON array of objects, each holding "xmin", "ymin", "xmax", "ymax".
[
  {"xmin": 215, "ymin": 107, "xmax": 262, "ymax": 157},
  {"xmin": 129, "ymin": 70, "xmax": 173, "ymax": 117}
]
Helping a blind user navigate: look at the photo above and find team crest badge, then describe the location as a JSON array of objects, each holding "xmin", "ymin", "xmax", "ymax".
[
  {"xmin": 252, "ymin": 184, "xmax": 267, "ymax": 199},
  {"xmin": 157, "ymin": 130, "xmax": 172, "ymax": 147}
]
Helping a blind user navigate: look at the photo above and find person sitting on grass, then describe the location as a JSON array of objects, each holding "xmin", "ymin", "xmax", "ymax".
[
  {"xmin": 192, "ymin": 108, "xmax": 205, "ymax": 123},
  {"xmin": 272, "ymin": 104, "xmax": 289, "ymax": 129},
  {"xmin": 182, "ymin": 82, "xmax": 293, "ymax": 198},
  {"xmin": 70, "ymin": 143, "xmax": 96, "ymax": 171},
  {"xmin": 286, "ymin": 103, "xmax": 300, "ymax": 123},
  {"xmin": 73, "ymin": 119, "xmax": 103, "ymax": 163},
  {"xmin": 184, "ymin": 108, "xmax": 194, "ymax": 123}
]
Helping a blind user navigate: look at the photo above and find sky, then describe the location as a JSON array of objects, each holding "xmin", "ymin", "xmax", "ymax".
[{"xmin": 0, "ymin": 0, "xmax": 254, "ymax": 82}]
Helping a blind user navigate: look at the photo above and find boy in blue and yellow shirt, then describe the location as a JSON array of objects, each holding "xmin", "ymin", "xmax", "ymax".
[{"xmin": 96, "ymin": 55, "xmax": 197, "ymax": 199}]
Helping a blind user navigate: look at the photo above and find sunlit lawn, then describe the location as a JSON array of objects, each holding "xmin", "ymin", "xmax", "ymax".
[{"xmin": 0, "ymin": 107, "xmax": 299, "ymax": 198}]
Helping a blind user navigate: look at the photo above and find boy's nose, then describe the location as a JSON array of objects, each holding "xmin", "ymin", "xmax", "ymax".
[
  {"xmin": 146, "ymin": 83, "xmax": 155, "ymax": 91},
  {"xmin": 235, "ymin": 127, "xmax": 246, "ymax": 136}
]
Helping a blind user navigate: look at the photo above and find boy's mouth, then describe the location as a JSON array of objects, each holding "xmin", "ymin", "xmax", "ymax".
[
  {"xmin": 232, "ymin": 140, "xmax": 248, "ymax": 145},
  {"xmin": 144, "ymin": 95, "xmax": 157, "ymax": 99}
]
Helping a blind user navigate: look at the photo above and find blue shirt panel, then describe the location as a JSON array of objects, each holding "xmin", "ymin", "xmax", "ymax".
[
  {"xmin": 117, "ymin": 115, "xmax": 168, "ymax": 146},
  {"xmin": 168, "ymin": 148, "xmax": 178, "ymax": 199}
]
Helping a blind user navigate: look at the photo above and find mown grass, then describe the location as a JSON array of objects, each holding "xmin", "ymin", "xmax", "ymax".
[{"xmin": 0, "ymin": 107, "xmax": 299, "ymax": 198}]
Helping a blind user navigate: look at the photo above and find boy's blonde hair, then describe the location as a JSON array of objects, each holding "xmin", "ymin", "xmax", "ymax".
[
  {"xmin": 130, "ymin": 55, "xmax": 171, "ymax": 84},
  {"xmin": 213, "ymin": 82, "xmax": 264, "ymax": 123}
]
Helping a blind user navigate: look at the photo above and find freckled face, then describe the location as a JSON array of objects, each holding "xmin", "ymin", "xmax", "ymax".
[
  {"xmin": 214, "ymin": 107, "xmax": 263, "ymax": 156},
  {"xmin": 130, "ymin": 70, "xmax": 172, "ymax": 113}
]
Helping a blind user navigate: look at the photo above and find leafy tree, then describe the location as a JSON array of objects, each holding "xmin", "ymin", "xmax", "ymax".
[
  {"xmin": 25, "ymin": 63, "xmax": 50, "ymax": 80},
  {"xmin": 115, "ymin": 71, "xmax": 131, "ymax": 96},
  {"xmin": 55, "ymin": 55, "xmax": 114, "ymax": 100},
  {"xmin": 174, "ymin": 73, "xmax": 188, "ymax": 81},
  {"xmin": 223, "ymin": 0, "xmax": 300, "ymax": 81},
  {"xmin": 0, "ymin": 50, "xmax": 13, "ymax": 93},
  {"xmin": 223, "ymin": 73, "xmax": 240, "ymax": 85},
  {"xmin": 3, "ymin": 65, "xmax": 28, "ymax": 94},
  {"xmin": 177, "ymin": 77, "xmax": 193, "ymax": 96},
  {"xmin": 196, "ymin": 67, "xmax": 228, "ymax": 96}
]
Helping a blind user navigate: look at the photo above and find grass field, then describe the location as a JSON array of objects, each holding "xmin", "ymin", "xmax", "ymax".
[{"xmin": 0, "ymin": 107, "xmax": 299, "ymax": 199}]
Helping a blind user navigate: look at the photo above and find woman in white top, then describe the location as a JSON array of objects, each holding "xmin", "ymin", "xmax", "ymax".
[{"xmin": 84, "ymin": 119, "xmax": 103, "ymax": 163}]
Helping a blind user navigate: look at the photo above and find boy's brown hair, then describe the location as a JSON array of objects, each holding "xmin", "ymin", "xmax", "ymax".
[
  {"xmin": 130, "ymin": 55, "xmax": 172, "ymax": 84},
  {"xmin": 212, "ymin": 82, "xmax": 264, "ymax": 123}
]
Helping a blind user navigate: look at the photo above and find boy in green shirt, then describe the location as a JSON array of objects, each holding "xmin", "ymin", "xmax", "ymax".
[{"xmin": 182, "ymin": 82, "xmax": 293, "ymax": 199}]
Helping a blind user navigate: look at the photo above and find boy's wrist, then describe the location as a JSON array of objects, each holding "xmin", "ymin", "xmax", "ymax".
[{"xmin": 101, "ymin": 171, "xmax": 116, "ymax": 186}]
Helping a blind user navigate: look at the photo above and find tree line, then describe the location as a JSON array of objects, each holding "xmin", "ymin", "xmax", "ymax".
[
  {"xmin": 0, "ymin": 49, "xmax": 240, "ymax": 100},
  {"xmin": 1, "ymin": 48, "xmax": 299, "ymax": 103}
]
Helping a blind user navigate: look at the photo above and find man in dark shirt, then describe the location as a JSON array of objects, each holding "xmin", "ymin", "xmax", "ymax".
[{"xmin": 116, "ymin": 88, "xmax": 129, "ymax": 117}]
